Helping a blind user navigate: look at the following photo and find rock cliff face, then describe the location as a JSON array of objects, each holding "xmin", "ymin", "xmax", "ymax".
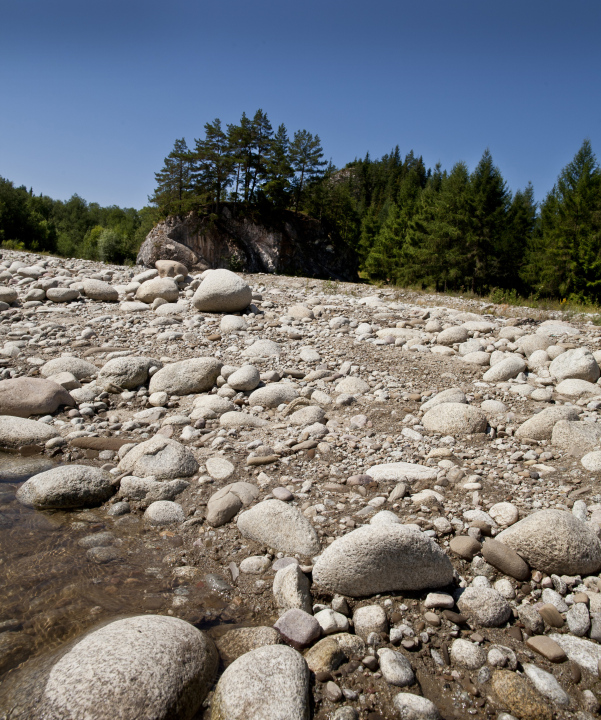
[{"xmin": 136, "ymin": 206, "xmax": 358, "ymax": 281}]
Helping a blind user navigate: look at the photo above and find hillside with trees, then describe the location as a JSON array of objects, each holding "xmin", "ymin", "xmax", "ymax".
[{"xmin": 1, "ymin": 108, "xmax": 600, "ymax": 301}]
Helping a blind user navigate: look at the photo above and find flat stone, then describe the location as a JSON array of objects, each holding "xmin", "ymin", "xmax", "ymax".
[
  {"xmin": 491, "ymin": 669, "xmax": 552, "ymax": 720},
  {"xmin": 0, "ymin": 415, "xmax": 60, "ymax": 449},
  {"xmin": 522, "ymin": 663, "xmax": 569, "ymax": 707},
  {"xmin": 274, "ymin": 609, "xmax": 321, "ymax": 649},
  {"xmin": 0, "ymin": 377, "xmax": 74, "ymax": 417},
  {"xmin": 366, "ymin": 462, "xmax": 437, "ymax": 483},
  {"xmin": 548, "ymin": 633, "xmax": 601, "ymax": 674},
  {"xmin": 16, "ymin": 465, "xmax": 115, "ymax": 509},
  {"xmin": 393, "ymin": 693, "xmax": 441, "ymax": 720},
  {"xmin": 526, "ymin": 635, "xmax": 567, "ymax": 663},
  {"xmin": 449, "ymin": 536, "xmax": 482, "ymax": 560},
  {"xmin": 481, "ymin": 538, "xmax": 530, "ymax": 580},
  {"xmin": 215, "ymin": 626, "xmax": 281, "ymax": 666}
]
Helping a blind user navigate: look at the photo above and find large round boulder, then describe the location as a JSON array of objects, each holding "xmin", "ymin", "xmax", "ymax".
[
  {"xmin": 312, "ymin": 525, "xmax": 453, "ymax": 597},
  {"xmin": 549, "ymin": 347, "xmax": 600, "ymax": 383},
  {"xmin": 0, "ymin": 286, "xmax": 18, "ymax": 304},
  {"xmin": 0, "ymin": 377, "xmax": 74, "ymax": 417},
  {"xmin": 192, "ymin": 269, "xmax": 252, "ymax": 313},
  {"xmin": 496, "ymin": 509, "xmax": 601, "ymax": 575},
  {"xmin": 136, "ymin": 277, "xmax": 180, "ymax": 304},
  {"xmin": 156, "ymin": 259, "xmax": 188, "ymax": 277},
  {"xmin": 482, "ymin": 355, "xmax": 526, "ymax": 382},
  {"xmin": 98, "ymin": 356, "xmax": 161, "ymax": 392},
  {"xmin": 35, "ymin": 616, "xmax": 217, "ymax": 720},
  {"xmin": 82, "ymin": 279, "xmax": 119, "ymax": 302},
  {"xmin": 118, "ymin": 435, "xmax": 199, "ymax": 479},
  {"xmin": 40, "ymin": 357, "xmax": 98, "ymax": 380},
  {"xmin": 0, "ymin": 415, "xmax": 60, "ymax": 449},
  {"xmin": 422, "ymin": 403, "xmax": 487, "ymax": 435},
  {"xmin": 237, "ymin": 500, "xmax": 320, "ymax": 556},
  {"xmin": 149, "ymin": 358, "xmax": 222, "ymax": 396},
  {"xmin": 210, "ymin": 645, "xmax": 310, "ymax": 720},
  {"xmin": 515, "ymin": 405, "xmax": 580, "ymax": 440},
  {"xmin": 16, "ymin": 465, "xmax": 115, "ymax": 509}
]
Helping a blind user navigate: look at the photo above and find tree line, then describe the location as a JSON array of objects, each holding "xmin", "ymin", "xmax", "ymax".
[
  {"xmin": 0, "ymin": 180, "xmax": 157, "ymax": 263},
  {"xmin": 150, "ymin": 109, "xmax": 327, "ymax": 216}
]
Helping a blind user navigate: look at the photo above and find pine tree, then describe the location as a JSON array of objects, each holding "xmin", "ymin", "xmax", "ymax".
[
  {"xmin": 522, "ymin": 139, "xmax": 601, "ymax": 299},
  {"xmin": 248, "ymin": 109, "xmax": 274, "ymax": 202},
  {"xmin": 227, "ymin": 113, "xmax": 254, "ymax": 204},
  {"xmin": 263, "ymin": 123, "xmax": 293, "ymax": 208},
  {"xmin": 149, "ymin": 138, "xmax": 194, "ymax": 216},
  {"xmin": 193, "ymin": 119, "xmax": 233, "ymax": 212},
  {"xmin": 289, "ymin": 130, "xmax": 327, "ymax": 213}
]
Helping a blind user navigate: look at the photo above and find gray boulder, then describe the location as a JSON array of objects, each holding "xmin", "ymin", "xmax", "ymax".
[
  {"xmin": 36, "ymin": 616, "xmax": 217, "ymax": 720},
  {"xmin": 482, "ymin": 355, "xmax": 526, "ymax": 382},
  {"xmin": 40, "ymin": 356, "xmax": 98, "ymax": 380},
  {"xmin": 0, "ymin": 377, "xmax": 74, "ymax": 417},
  {"xmin": 422, "ymin": 402, "xmax": 487, "ymax": 435},
  {"xmin": 119, "ymin": 477, "xmax": 189, "ymax": 504},
  {"xmin": 249, "ymin": 383, "xmax": 298, "ymax": 408},
  {"xmin": 436, "ymin": 326, "xmax": 468, "ymax": 345},
  {"xmin": 46, "ymin": 287, "xmax": 79, "ymax": 302},
  {"xmin": 242, "ymin": 339, "xmax": 281, "ymax": 358},
  {"xmin": 0, "ymin": 286, "xmax": 18, "ymax": 304},
  {"xmin": 144, "ymin": 500, "xmax": 185, "ymax": 525},
  {"xmin": 421, "ymin": 388, "xmax": 466, "ymax": 411},
  {"xmin": 517, "ymin": 334, "xmax": 551, "ymax": 357},
  {"xmin": 496, "ymin": 509, "xmax": 601, "ymax": 575},
  {"xmin": 550, "ymin": 347, "xmax": 600, "ymax": 382},
  {"xmin": 206, "ymin": 482, "xmax": 259, "ymax": 527},
  {"xmin": 551, "ymin": 420, "xmax": 601, "ymax": 453},
  {"xmin": 515, "ymin": 405, "xmax": 580, "ymax": 440},
  {"xmin": 237, "ymin": 500, "xmax": 320, "ymax": 556},
  {"xmin": 136, "ymin": 277, "xmax": 179, "ymax": 303},
  {"xmin": 457, "ymin": 587, "xmax": 511, "ymax": 627},
  {"xmin": 98, "ymin": 356, "xmax": 161, "ymax": 392},
  {"xmin": 210, "ymin": 645, "xmax": 310, "ymax": 720},
  {"xmin": 149, "ymin": 357, "xmax": 222, "ymax": 396},
  {"xmin": 82, "ymin": 279, "xmax": 119, "ymax": 302},
  {"xmin": 312, "ymin": 525, "xmax": 453, "ymax": 597},
  {"xmin": 192, "ymin": 269, "xmax": 252, "ymax": 313},
  {"xmin": 227, "ymin": 365, "xmax": 261, "ymax": 392},
  {"xmin": 393, "ymin": 694, "xmax": 441, "ymax": 720},
  {"xmin": 16, "ymin": 465, "xmax": 115, "ymax": 509},
  {"xmin": 0, "ymin": 415, "xmax": 60, "ymax": 449},
  {"xmin": 289, "ymin": 405, "xmax": 326, "ymax": 426},
  {"xmin": 118, "ymin": 435, "xmax": 199, "ymax": 479}
]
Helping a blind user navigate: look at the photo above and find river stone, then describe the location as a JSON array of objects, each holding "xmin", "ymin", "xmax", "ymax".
[
  {"xmin": 366, "ymin": 462, "xmax": 438, "ymax": 483},
  {"xmin": 0, "ymin": 377, "xmax": 74, "ymax": 417},
  {"xmin": 118, "ymin": 435, "xmax": 199, "ymax": 479},
  {"xmin": 119, "ymin": 477, "xmax": 189, "ymax": 504},
  {"xmin": 582, "ymin": 451, "xmax": 601, "ymax": 472},
  {"xmin": 249, "ymin": 383, "xmax": 298, "ymax": 408},
  {"xmin": 551, "ymin": 420, "xmax": 601, "ymax": 453},
  {"xmin": 16, "ymin": 465, "xmax": 114, "ymax": 509},
  {"xmin": 210, "ymin": 644, "xmax": 310, "ymax": 720},
  {"xmin": 0, "ymin": 286, "xmax": 18, "ymax": 304},
  {"xmin": 491, "ymin": 669, "xmax": 552, "ymax": 720},
  {"xmin": 377, "ymin": 648, "xmax": 415, "ymax": 686},
  {"xmin": 550, "ymin": 347, "xmax": 600, "ymax": 382},
  {"xmin": 481, "ymin": 538, "xmax": 530, "ymax": 580},
  {"xmin": 273, "ymin": 563, "xmax": 312, "ymax": 613},
  {"xmin": 98, "ymin": 356, "xmax": 160, "ymax": 392},
  {"xmin": 548, "ymin": 634, "xmax": 601, "ymax": 675},
  {"xmin": 215, "ymin": 627, "xmax": 281, "ymax": 665},
  {"xmin": 156, "ymin": 259, "xmax": 188, "ymax": 277},
  {"xmin": 237, "ymin": 499, "xmax": 320, "ymax": 556},
  {"xmin": 205, "ymin": 456, "xmax": 235, "ymax": 481},
  {"xmin": 522, "ymin": 664, "xmax": 569, "ymax": 707},
  {"xmin": 149, "ymin": 357, "xmax": 222, "ymax": 395},
  {"xmin": 136, "ymin": 277, "xmax": 179, "ymax": 304},
  {"xmin": 32, "ymin": 615, "xmax": 217, "ymax": 720},
  {"xmin": 227, "ymin": 365, "xmax": 260, "ymax": 392},
  {"xmin": 457, "ymin": 587, "xmax": 511, "ymax": 627},
  {"xmin": 40, "ymin": 356, "xmax": 98, "ymax": 380},
  {"xmin": 517, "ymin": 334, "xmax": 552, "ymax": 357},
  {"xmin": 242, "ymin": 339, "xmax": 281, "ymax": 358},
  {"xmin": 496, "ymin": 509, "xmax": 601, "ymax": 575},
  {"xmin": 422, "ymin": 402, "xmax": 487, "ymax": 435},
  {"xmin": 421, "ymin": 388, "xmax": 466, "ymax": 411},
  {"xmin": 192, "ymin": 269, "xmax": 252, "ymax": 313},
  {"xmin": 82, "ymin": 279, "xmax": 118, "ymax": 302},
  {"xmin": 450, "ymin": 639, "xmax": 487, "ymax": 669},
  {"xmin": 437, "ymin": 326, "xmax": 468, "ymax": 345},
  {"xmin": 303, "ymin": 637, "xmax": 347, "ymax": 673},
  {"xmin": 206, "ymin": 482, "xmax": 259, "ymax": 527},
  {"xmin": 220, "ymin": 315, "xmax": 248, "ymax": 333},
  {"xmin": 0, "ymin": 415, "xmax": 60, "ymax": 449},
  {"xmin": 488, "ymin": 502, "xmax": 519, "ymax": 527},
  {"xmin": 219, "ymin": 411, "xmax": 268, "ymax": 429},
  {"xmin": 335, "ymin": 376, "xmax": 370, "ymax": 395},
  {"xmin": 482, "ymin": 356, "xmax": 526, "ymax": 382},
  {"xmin": 515, "ymin": 405, "xmax": 580, "ymax": 440},
  {"xmin": 289, "ymin": 405, "xmax": 326, "ymax": 426},
  {"xmin": 555, "ymin": 378, "xmax": 601, "ymax": 398},
  {"xmin": 144, "ymin": 500, "xmax": 185, "ymax": 525},
  {"xmin": 393, "ymin": 694, "xmax": 441, "ymax": 720},
  {"xmin": 46, "ymin": 287, "xmax": 79, "ymax": 302},
  {"xmin": 312, "ymin": 524, "xmax": 453, "ymax": 597}
]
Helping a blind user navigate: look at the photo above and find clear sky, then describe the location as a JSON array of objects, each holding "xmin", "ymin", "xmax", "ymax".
[{"xmin": 1, "ymin": 0, "xmax": 600, "ymax": 209}]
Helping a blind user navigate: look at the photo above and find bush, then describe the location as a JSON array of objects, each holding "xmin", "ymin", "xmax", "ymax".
[{"xmin": 97, "ymin": 229, "xmax": 124, "ymax": 263}]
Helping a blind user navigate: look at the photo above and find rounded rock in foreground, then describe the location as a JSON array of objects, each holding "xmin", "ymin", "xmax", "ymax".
[
  {"xmin": 118, "ymin": 435, "xmax": 199, "ymax": 479},
  {"xmin": 82, "ymin": 279, "xmax": 119, "ymax": 302},
  {"xmin": 237, "ymin": 500, "xmax": 320, "ymax": 556},
  {"xmin": 457, "ymin": 587, "xmax": 512, "ymax": 627},
  {"xmin": 393, "ymin": 693, "xmax": 441, "ymax": 720},
  {"xmin": 40, "ymin": 356, "xmax": 98, "ymax": 381},
  {"xmin": 0, "ymin": 377, "xmax": 74, "ymax": 417},
  {"xmin": 496, "ymin": 509, "xmax": 601, "ymax": 575},
  {"xmin": 37, "ymin": 615, "xmax": 217, "ymax": 720},
  {"xmin": 149, "ymin": 357, "xmax": 222, "ymax": 396},
  {"xmin": 136, "ymin": 277, "xmax": 179, "ymax": 304},
  {"xmin": 144, "ymin": 500, "xmax": 185, "ymax": 525},
  {"xmin": 193, "ymin": 269, "xmax": 252, "ymax": 313},
  {"xmin": 16, "ymin": 465, "xmax": 115, "ymax": 509},
  {"xmin": 582, "ymin": 451, "xmax": 601, "ymax": 472},
  {"xmin": 210, "ymin": 644, "xmax": 310, "ymax": 720},
  {"xmin": 0, "ymin": 415, "xmax": 60, "ymax": 449},
  {"xmin": 312, "ymin": 525, "xmax": 453, "ymax": 597},
  {"xmin": 422, "ymin": 403, "xmax": 487, "ymax": 435}
]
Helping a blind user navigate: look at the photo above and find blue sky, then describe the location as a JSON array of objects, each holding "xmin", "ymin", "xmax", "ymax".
[{"xmin": 1, "ymin": 0, "xmax": 600, "ymax": 209}]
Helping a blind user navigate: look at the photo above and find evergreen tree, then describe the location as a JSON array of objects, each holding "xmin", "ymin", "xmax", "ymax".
[
  {"xmin": 193, "ymin": 119, "xmax": 233, "ymax": 211},
  {"xmin": 289, "ymin": 130, "xmax": 327, "ymax": 212},
  {"xmin": 149, "ymin": 138, "xmax": 194, "ymax": 216},
  {"xmin": 249, "ymin": 109, "xmax": 274, "ymax": 202}
]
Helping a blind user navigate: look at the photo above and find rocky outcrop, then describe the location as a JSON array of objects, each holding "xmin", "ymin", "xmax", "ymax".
[{"xmin": 136, "ymin": 206, "xmax": 358, "ymax": 281}]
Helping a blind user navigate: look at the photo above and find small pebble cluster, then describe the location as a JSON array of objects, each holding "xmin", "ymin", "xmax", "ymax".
[{"xmin": 2, "ymin": 249, "xmax": 601, "ymax": 719}]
